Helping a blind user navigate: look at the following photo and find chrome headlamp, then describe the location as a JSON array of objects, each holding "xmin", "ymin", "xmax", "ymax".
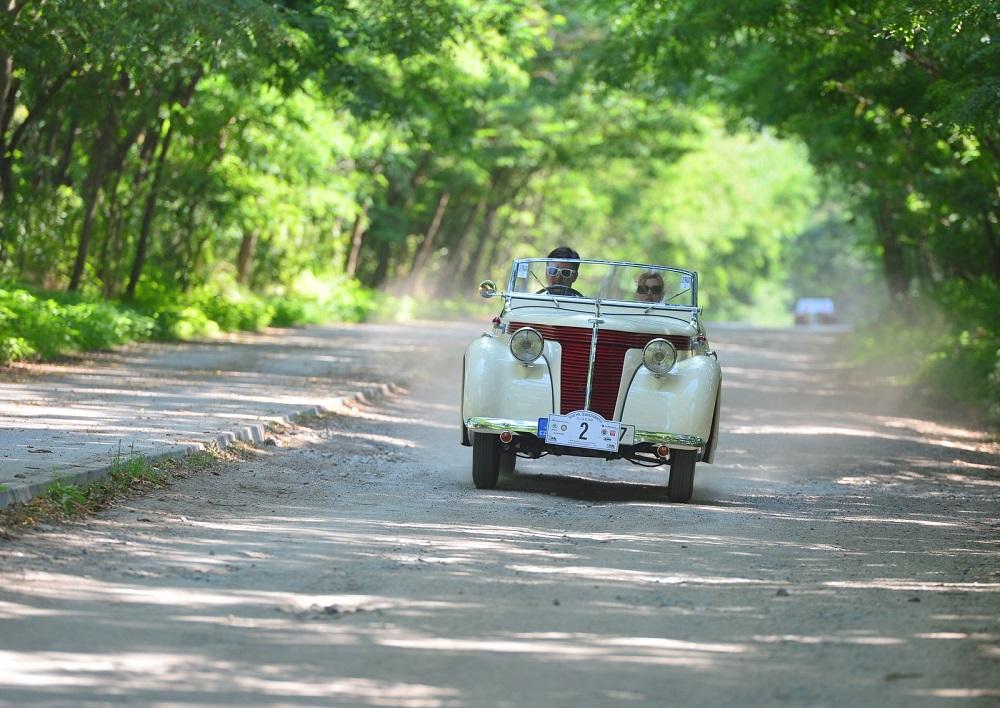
[
  {"xmin": 642, "ymin": 338, "xmax": 677, "ymax": 375},
  {"xmin": 510, "ymin": 327, "xmax": 544, "ymax": 363}
]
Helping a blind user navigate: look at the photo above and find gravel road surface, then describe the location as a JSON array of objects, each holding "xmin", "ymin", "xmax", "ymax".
[
  {"xmin": 0, "ymin": 323, "xmax": 428, "ymax": 506},
  {"xmin": 1, "ymin": 322, "xmax": 998, "ymax": 706}
]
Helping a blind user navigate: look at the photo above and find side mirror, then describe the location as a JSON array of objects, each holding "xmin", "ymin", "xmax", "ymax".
[{"xmin": 478, "ymin": 280, "xmax": 497, "ymax": 298}]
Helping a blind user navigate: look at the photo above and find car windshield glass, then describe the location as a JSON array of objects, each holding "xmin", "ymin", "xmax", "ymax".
[{"xmin": 507, "ymin": 259, "xmax": 696, "ymax": 307}]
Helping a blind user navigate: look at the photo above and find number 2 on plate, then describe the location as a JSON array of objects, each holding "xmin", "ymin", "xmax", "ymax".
[{"xmin": 578, "ymin": 422, "xmax": 589, "ymax": 440}]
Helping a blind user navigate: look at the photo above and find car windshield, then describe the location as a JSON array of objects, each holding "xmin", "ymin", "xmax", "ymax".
[{"xmin": 506, "ymin": 259, "xmax": 697, "ymax": 308}]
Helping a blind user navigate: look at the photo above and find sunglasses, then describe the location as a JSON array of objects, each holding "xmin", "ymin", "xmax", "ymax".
[
  {"xmin": 546, "ymin": 266, "xmax": 576, "ymax": 278},
  {"xmin": 637, "ymin": 285, "xmax": 663, "ymax": 295}
]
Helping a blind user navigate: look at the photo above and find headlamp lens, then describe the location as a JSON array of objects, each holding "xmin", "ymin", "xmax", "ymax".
[
  {"xmin": 642, "ymin": 338, "xmax": 677, "ymax": 375},
  {"xmin": 510, "ymin": 327, "xmax": 544, "ymax": 363}
]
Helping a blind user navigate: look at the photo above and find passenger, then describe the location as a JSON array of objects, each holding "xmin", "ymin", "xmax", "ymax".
[{"xmin": 635, "ymin": 271, "xmax": 664, "ymax": 303}]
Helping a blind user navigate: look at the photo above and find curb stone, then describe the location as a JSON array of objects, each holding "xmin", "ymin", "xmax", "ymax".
[{"xmin": 0, "ymin": 381, "xmax": 398, "ymax": 510}]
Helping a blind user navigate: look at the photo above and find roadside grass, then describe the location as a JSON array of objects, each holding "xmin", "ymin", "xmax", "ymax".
[
  {"xmin": 0, "ymin": 444, "xmax": 240, "ymax": 536},
  {"xmin": 1, "ymin": 274, "xmax": 379, "ymax": 366}
]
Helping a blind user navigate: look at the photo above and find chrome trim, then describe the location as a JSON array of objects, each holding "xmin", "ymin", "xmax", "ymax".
[
  {"xmin": 464, "ymin": 417, "xmax": 540, "ymax": 434},
  {"xmin": 464, "ymin": 417, "xmax": 704, "ymax": 449},
  {"xmin": 584, "ymin": 317, "xmax": 600, "ymax": 410},
  {"xmin": 632, "ymin": 430, "xmax": 704, "ymax": 448}
]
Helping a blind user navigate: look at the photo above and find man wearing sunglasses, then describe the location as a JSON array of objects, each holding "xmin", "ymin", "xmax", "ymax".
[
  {"xmin": 540, "ymin": 245, "xmax": 583, "ymax": 296},
  {"xmin": 635, "ymin": 271, "xmax": 664, "ymax": 303}
]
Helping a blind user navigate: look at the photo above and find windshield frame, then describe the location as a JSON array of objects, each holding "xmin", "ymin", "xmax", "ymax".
[{"xmin": 503, "ymin": 258, "xmax": 699, "ymax": 310}]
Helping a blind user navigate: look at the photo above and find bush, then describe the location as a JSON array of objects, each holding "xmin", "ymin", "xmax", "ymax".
[
  {"xmin": 151, "ymin": 305, "xmax": 221, "ymax": 340},
  {"xmin": 852, "ymin": 277, "xmax": 1000, "ymax": 427},
  {"xmin": 268, "ymin": 297, "xmax": 308, "ymax": 327},
  {"xmin": 267, "ymin": 272, "xmax": 376, "ymax": 327},
  {"xmin": 0, "ymin": 286, "xmax": 156, "ymax": 361},
  {"xmin": 0, "ymin": 274, "xmax": 381, "ymax": 367}
]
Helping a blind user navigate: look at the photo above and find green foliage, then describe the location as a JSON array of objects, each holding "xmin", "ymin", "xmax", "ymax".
[
  {"xmin": 921, "ymin": 278, "xmax": 1000, "ymax": 421},
  {"xmin": 853, "ymin": 277, "xmax": 1000, "ymax": 424},
  {"xmin": 109, "ymin": 445, "xmax": 161, "ymax": 485},
  {"xmin": 1, "ymin": 0, "xmax": 996, "ymax": 421},
  {"xmin": 268, "ymin": 298, "xmax": 308, "ymax": 328},
  {"xmin": 10, "ymin": 446, "xmax": 164, "ymax": 523},
  {"xmin": 46, "ymin": 480, "xmax": 88, "ymax": 516},
  {"xmin": 0, "ymin": 276, "xmax": 378, "ymax": 365},
  {"xmin": 269, "ymin": 271, "xmax": 378, "ymax": 326},
  {"xmin": 150, "ymin": 306, "xmax": 221, "ymax": 342},
  {"xmin": 0, "ymin": 286, "xmax": 156, "ymax": 361},
  {"xmin": 187, "ymin": 287, "xmax": 275, "ymax": 333}
]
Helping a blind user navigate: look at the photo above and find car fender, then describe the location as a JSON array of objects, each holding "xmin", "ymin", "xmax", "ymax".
[
  {"xmin": 460, "ymin": 355, "xmax": 471, "ymax": 446},
  {"xmin": 462, "ymin": 335, "xmax": 555, "ymax": 427},
  {"xmin": 620, "ymin": 355, "xmax": 721, "ymax": 443},
  {"xmin": 701, "ymin": 387, "xmax": 722, "ymax": 463}
]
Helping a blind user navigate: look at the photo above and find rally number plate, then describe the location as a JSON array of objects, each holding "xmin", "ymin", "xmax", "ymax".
[{"xmin": 538, "ymin": 410, "xmax": 623, "ymax": 452}]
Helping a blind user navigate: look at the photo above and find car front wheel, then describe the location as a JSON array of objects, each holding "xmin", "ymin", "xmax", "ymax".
[
  {"xmin": 668, "ymin": 449, "xmax": 697, "ymax": 503},
  {"xmin": 472, "ymin": 432, "xmax": 502, "ymax": 489}
]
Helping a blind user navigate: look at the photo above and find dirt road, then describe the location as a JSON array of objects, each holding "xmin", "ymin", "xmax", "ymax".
[{"xmin": 1, "ymin": 323, "xmax": 998, "ymax": 706}]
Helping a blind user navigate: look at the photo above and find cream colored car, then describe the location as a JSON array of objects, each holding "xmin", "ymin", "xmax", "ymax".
[{"xmin": 461, "ymin": 258, "xmax": 721, "ymax": 502}]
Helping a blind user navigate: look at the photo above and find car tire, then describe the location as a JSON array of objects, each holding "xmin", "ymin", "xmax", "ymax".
[
  {"xmin": 668, "ymin": 449, "xmax": 697, "ymax": 503},
  {"xmin": 499, "ymin": 450, "xmax": 517, "ymax": 476},
  {"xmin": 472, "ymin": 432, "xmax": 502, "ymax": 489}
]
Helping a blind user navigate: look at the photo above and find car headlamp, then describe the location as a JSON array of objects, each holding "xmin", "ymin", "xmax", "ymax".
[
  {"xmin": 510, "ymin": 327, "xmax": 544, "ymax": 363},
  {"xmin": 642, "ymin": 338, "xmax": 677, "ymax": 375}
]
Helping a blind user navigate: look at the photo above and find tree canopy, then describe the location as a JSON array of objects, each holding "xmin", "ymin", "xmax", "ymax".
[{"xmin": 0, "ymin": 0, "xmax": 996, "ymax": 330}]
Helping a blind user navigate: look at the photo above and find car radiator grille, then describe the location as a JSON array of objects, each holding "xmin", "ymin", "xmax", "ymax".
[{"xmin": 508, "ymin": 322, "xmax": 693, "ymax": 421}]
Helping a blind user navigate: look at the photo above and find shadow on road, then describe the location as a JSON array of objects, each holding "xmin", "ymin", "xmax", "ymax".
[{"xmin": 498, "ymin": 468, "xmax": 674, "ymax": 503}]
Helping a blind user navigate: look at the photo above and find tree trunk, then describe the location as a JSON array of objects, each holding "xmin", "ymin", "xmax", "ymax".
[
  {"xmin": 372, "ymin": 236, "xmax": 393, "ymax": 286},
  {"xmin": 872, "ymin": 198, "xmax": 908, "ymax": 298},
  {"xmin": 482, "ymin": 174, "xmax": 532, "ymax": 270},
  {"xmin": 484, "ymin": 199, "xmax": 521, "ymax": 269},
  {"xmin": 461, "ymin": 201, "xmax": 500, "ymax": 285},
  {"xmin": 51, "ymin": 114, "xmax": 79, "ymax": 187},
  {"xmin": 70, "ymin": 70, "xmax": 195, "ymax": 291},
  {"xmin": 459, "ymin": 169, "xmax": 516, "ymax": 284},
  {"xmin": 68, "ymin": 101, "xmax": 119, "ymax": 291},
  {"xmin": 982, "ymin": 210, "xmax": 1000, "ymax": 280},
  {"xmin": 446, "ymin": 196, "xmax": 486, "ymax": 255},
  {"xmin": 235, "ymin": 230, "xmax": 257, "ymax": 285},
  {"xmin": 1, "ymin": 64, "xmax": 76, "ymax": 208},
  {"xmin": 125, "ymin": 119, "xmax": 174, "ymax": 299},
  {"xmin": 410, "ymin": 190, "xmax": 451, "ymax": 276},
  {"xmin": 344, "ymin": 205, "xmax": 368, "ymax": 279},
  {"xmin": 96, "ymin": 163, "xmax": 128, "ymax": 295},
  {"xmin": 0, "ymin": 53, "xmax": 13, "ymax": 138}
]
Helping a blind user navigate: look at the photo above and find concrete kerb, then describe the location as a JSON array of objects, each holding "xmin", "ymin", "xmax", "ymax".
[{"xmin": 0, "ymin": 381, "xmax": 399, "ymax": 510}]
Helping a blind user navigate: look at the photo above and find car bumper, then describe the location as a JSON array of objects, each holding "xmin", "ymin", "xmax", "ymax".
[{"xmin": 464, "ymin": 416, "xmax": 705, "ymax": 449}]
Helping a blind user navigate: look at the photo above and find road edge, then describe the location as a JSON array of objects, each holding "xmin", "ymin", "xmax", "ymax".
[{"xmin": 0, "ymin": 381, "xmax": 399, "ymax": 509}]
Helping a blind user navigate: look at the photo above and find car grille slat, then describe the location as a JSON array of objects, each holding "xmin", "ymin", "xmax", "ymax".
[{"xmin": 509, "ymin": 322, "xmax": 692, "ymax": 420}]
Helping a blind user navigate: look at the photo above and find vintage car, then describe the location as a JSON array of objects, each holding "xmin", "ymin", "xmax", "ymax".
[{"xmin": 461, "ymin": 258, "xmax": 721, "ymax": 502}]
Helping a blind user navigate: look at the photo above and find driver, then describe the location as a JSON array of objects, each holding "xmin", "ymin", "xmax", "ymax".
[{"xmin": 542, "ymin": 246, "xmax": 582, "ymax": 296}]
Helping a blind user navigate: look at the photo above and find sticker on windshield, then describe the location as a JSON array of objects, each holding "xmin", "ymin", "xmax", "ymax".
[
  {"xmin": 516, "ymin": 262, "xmax": 529, "ymax": 279},
  {"xmin": 680, "ymin": 274, "xmax": 691, "ymax": 289}
]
